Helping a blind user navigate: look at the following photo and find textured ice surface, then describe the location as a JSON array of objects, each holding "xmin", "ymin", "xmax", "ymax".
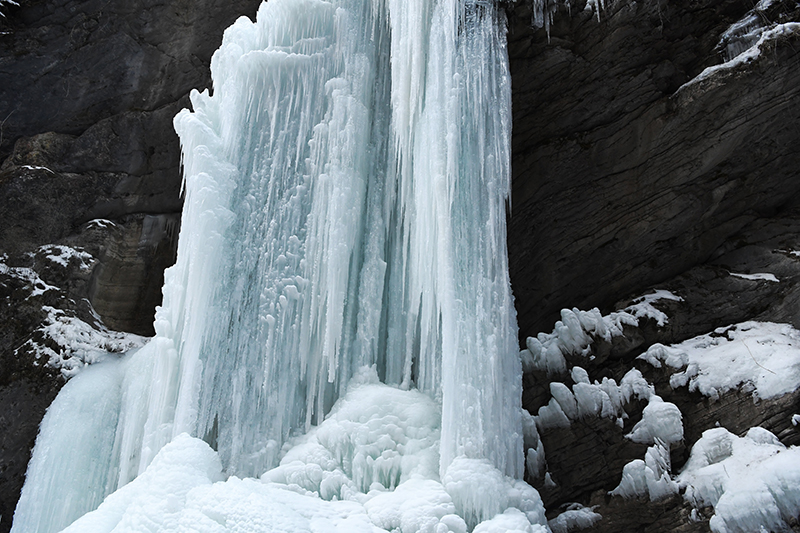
[
  {"xmin": 611, "ymin": 441, "xmax": 678, "ymax": 501},
  {"xmin": 521, "ymin": 290, "xmax": 681, "ymax": 376},
  {"xmin": 639, "ymin": 321, "xmax": 800, "ymax": 400},
  {"xmin": 535, "ymin": 367, "xmax": 654, "ymax": 431},
  {"xmin": 678, "ymin": 427, "xmax": 800, "ymax": 533},
  {"xmin": 13, "ymin": 358, "xmax": 131, "ymax": 532},
  {"xmin": 548, "ymin": 504, "xmax": 602, "ymax": 533},
  {"xmin": 48, "ymin": 375, "xmax": 544, "ymax": 533},
  {"xmin": 14, "ymin": 0, "xmax": 533, "ymax": 531}
]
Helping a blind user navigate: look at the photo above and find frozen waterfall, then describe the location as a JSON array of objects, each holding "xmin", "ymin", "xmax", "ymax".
[{"xmin": 12, "ymin": 0, "xmax": 539, "ymax": 531}]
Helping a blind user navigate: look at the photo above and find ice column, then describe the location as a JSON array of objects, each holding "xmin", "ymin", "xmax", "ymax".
[{"xmin": 385, "ymin": 0, "xmax": 523, "ymax": 478}]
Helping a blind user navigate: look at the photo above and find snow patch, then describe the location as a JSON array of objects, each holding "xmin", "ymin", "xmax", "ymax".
[
  {"xmin": 85, "ymin": 219, "xmax": 118, "ymax": 229},
  {"xmin": 17, "ymin": 306, "xmax": 147, "ymax": 378},
  {"xmin": 0, "ymin": 257, "xmax": 59, "ymax": 298},
  {"xmin": 678, "ymin": 427, "xmax": 800, "ymax": 533},
  {"xmin": 623, "ymin": 289, "xmax": 683, "ymax": 327},
  {"xmin": 679, "ymin": 23, "xmax": 800, "ymax": 91},
  {"xmin": 548, "ymin": 504, "xmax": 602, "ymax": 533},
  {"xmin": 20, "ymin": 164, "xmax": 55, "ymax": 173},
  {"xmin": 729, "ymin": 272, "xmax": 779, "ymax": 282},
  {"xmin": 639, "ymin": 321, "xmax": 800, "ymax": 400},
  {"xmin": 39, "ymin": 245, "xmax": 93, "ymax": 269}
]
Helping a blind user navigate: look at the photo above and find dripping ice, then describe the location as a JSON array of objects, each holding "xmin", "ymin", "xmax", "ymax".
[{"xmin": 12, "ymin": 0, "xmax": 538, "ymax": 531}]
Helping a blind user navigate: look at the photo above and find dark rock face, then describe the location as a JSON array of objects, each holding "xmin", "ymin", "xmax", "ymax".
[
  {"xmin": 506, "ymin": 0, "xmax": 800, "ymax": 529},
  {"xmin": 0, "ymin": 0, "xmax": 261, "ymax": 529},
  {"xmin": 506, "ymin": 0, "xmax": 800, "ymax": 337},
  {"xmin": 521, "ymin": 210, "xmax": 800, "ymax": 531}
]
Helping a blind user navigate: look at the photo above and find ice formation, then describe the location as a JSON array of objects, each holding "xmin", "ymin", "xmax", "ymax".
[
  {"xmin": 520, "ymin": 289, "xmax": 681, "ymax": 376},
  {"xmin": 547, "ymin": 504, "xmax": 601, "ymax": 533},
  {"xmin": 639, "ymin": 321, "xmax": 800, "ymax": 400},
  {"xmin": 13, "ymin": 0, "xmax": 533, "ymax": 531},
  {"xmin": 611, "ymin": 441, "xmax": 678, "ymax": 501},
  {"xmin": 678, "ymin": 427, "xmax": 800, "ymax": 533}
]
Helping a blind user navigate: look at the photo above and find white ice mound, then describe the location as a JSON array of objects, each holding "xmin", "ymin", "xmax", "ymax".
[
  {"xmin": 639, "ymin": 321, "xmax": 800, "ymax": 400},
  {"xmin": 443, "ymin": 457, "xmax": 546, "ymax": 530},
  {"xmin": 60, "ymin": 433, "xmax": 224, "ymax": 533},
  {"xmin": 678, "ymin": 427, "xmax": 800, "ymax": 533},
  {"xmin": 625, "ymin": 396, "xmax": 683, "ymax": 446},
  {"xmin": 56, "ymin": 371, "xmax": 546, "ymax": 533},
  {"xmin": 262, "ymin": 366, "xmax": 442, "ymax": 497}
]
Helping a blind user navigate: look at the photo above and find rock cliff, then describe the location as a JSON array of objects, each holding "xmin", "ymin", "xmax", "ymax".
[
  {"xmin": 1, "ymin": 0, "xmax": 799, "ymax": 530},
  {"xmin": 506, "ymin": 0, "xmax": 800, "ymax": 529}
]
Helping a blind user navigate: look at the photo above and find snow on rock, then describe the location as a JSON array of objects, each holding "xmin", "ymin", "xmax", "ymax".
[
  {"xmin": 548, "ymin": 503, "xmax": 602, "ymax": 533},
  {"xmin": 3, "ymin": 248, "xmax": 143, "ymax": 378},
  {"xmin": 718, "ymin": 0, "xmax": 782, "ymax": 60},
  {"xmin": 522, "ymin": 291, "xmax": 680, "ymax": 375},
  {"xmin": 638, "ymin": 321, "xmax": 800, "ymax": 400},
  {"xmin": 678, "ymin": 427, "xmax": 800, "ymax": 533},
  {"xmin": 38, "ymin": 245, "xmax": 93, "ymax": 269},
  {"xmin": 85, "ymin": 219, "xmax": 118, "ymax": 229},
  {"xmin": 679, "ymin": 22, "xmax": 800, "ymax": 91},
  {"xmin": 623, "ymin": 290, "xmax": 683, "ymax": 327},
  {"xmin": 729, "ymin": 272, "xmax": 779, "ymax": 282},
  {"xmin": 473, "ymin": 508, "xmax": 548, "ymax": 533},
  {"xmin": 0, "ymin": 255, "xmax": 59, "ymax": 298},
  {"xmin": 17, "ymin": 306, "xmax": 147, "ymax": 378}
]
